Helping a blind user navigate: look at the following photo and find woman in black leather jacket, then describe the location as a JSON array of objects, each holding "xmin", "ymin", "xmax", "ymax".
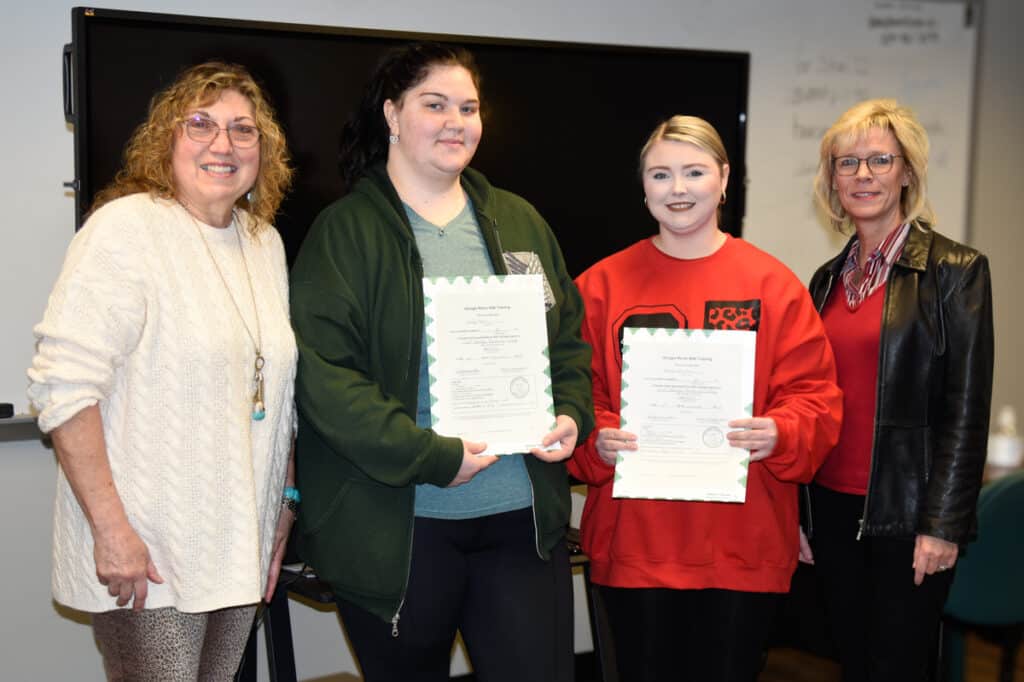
[{"xmin": 802, "ymin": 99, "xmax": 993, "ymax": 681}]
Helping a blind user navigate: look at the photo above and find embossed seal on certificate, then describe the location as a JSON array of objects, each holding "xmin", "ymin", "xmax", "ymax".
[
  {"xmin": 702, "ymin": 426, "xmax": 725, "ymax": 448},
  {"xmin": 509, "ymin": 376, "xmax": 531, "ymax": 399}
]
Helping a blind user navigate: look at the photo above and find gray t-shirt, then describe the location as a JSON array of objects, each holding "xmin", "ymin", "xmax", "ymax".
[{"xmin": 407, "ymin": 197, "xmax": 533, "ymax": 519}]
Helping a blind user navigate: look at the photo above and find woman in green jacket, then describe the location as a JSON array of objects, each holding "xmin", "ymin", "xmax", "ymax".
[{"xmin": 289, "ymin": 42, "xmax": 594, "ymax": 682}]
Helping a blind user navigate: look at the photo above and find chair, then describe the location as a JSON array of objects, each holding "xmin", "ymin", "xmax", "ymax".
[
  {"xmin": 567, "ymin": 526, "xmax": 618, "ymax": 682},
  {"xmin": 234, "ymin": 565, "xmax": 335, "ymax": 682},
  {"xmin": 942, "ymin": 470, "xmax": 1024, "ymax": 682},
  {"xmin": 236, "ymin": 529, "xmax": 615, "ymax": 681}
]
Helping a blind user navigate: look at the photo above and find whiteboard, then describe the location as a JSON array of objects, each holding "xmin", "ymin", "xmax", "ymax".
[
  {"xmin": 552, "ymin": 0, "xmax": 979, "ymax": 280},
  {"xmin": 762, "ymin": 0, "xmax": 978, "ymax": 277}
]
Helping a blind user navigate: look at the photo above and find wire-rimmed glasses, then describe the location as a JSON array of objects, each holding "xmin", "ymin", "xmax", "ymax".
[
  {"xmin": 181, "ymin": 114, "xmax": 260, "ymax": 148},
  {"xmin": 832, "ymin": 153, "xmax": 903, "ymax": 176}
]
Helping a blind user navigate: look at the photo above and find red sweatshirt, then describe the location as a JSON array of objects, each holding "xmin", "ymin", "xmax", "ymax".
[{"xmin": 568, "ymin": 236, "xmax": 842, "ymax": 593}]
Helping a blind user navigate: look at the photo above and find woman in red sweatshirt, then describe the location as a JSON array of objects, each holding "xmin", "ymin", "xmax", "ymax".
[{"xmin": 568, "ymin": 115, "xmax": 842, "ymax": 682}]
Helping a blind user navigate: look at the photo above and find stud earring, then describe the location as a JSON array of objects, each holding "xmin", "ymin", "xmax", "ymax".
[{"xmin": 389, "ymin": 134, "xmax": 399, "ymax": 144}]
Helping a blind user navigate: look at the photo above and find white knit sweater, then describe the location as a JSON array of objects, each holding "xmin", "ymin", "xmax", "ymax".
[{"xmin": 28, "ymin": 194, "xmax": 297, "ymax": 613}]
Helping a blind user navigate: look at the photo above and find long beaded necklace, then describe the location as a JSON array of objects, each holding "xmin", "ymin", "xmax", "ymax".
[{"xmin": 181, "ymin": 200, "xmax": 267, "ymax": 421}]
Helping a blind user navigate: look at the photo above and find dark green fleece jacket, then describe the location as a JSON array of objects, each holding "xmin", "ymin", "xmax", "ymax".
[{"xmin": 290, "ymin": 163, "xmax": 594, "ymax": 623}]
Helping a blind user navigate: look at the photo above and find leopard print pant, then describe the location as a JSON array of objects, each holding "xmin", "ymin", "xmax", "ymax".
[{"xmin": 92, "ymin": 603, "xmax": 257, "ymax": 681}]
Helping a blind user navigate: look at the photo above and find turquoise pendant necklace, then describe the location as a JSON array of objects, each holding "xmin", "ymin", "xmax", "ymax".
[{"xmin": 184, "ymin": 201, "xmax": 267, "ymax": 421}]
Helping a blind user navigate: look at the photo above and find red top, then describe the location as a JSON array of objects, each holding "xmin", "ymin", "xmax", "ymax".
[
  {"xmin": 568, "ymin": 236, "xmax": 842, "ymax": 593},
  {"xmin": 815, "ymin": 282, "xmax": 886, "ymax": 495}
]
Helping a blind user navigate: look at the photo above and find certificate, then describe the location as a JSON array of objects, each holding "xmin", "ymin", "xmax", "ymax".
[
  {"xmin": 423, "ymin": 275, "xmax": 555, "ymax": 456},
  {"xmin": 613, "ymin": 327, "xmax": 756, "ymax": 502}
]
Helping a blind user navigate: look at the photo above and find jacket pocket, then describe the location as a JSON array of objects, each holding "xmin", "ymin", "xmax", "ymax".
[
  {"xmin": 864, "ymin": 425, "xmax": 928, "ymax": 535},
  {"xmin": 299, "ymin": 478, "xmax": 412, "ymax": 600}
]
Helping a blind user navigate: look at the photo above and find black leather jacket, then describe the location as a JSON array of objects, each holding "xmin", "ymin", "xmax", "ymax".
[{"xmin": 808, "ymin": 224, "xmax": 993, "ymax": 545}]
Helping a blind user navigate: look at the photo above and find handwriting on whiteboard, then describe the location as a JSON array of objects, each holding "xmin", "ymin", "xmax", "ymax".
[{"xmin": 786, "ymin": 0, "xmax": 958, "ymax": 178}]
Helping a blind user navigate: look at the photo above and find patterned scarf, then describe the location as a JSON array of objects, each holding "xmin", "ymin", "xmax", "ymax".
[{"xmin": 840, "ymin": 222, "xmax": 910, "ymax": 311}]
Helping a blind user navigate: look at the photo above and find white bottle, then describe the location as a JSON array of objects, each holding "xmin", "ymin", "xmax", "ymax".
[{"xmin": 987, "ymin": 405, "xmax": 1024, "ymax": 467}]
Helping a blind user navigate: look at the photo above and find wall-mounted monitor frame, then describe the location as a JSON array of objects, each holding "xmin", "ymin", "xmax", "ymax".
[{"xmin": 65, "ymin": 6, "xmax": 749, "ymax": 274}]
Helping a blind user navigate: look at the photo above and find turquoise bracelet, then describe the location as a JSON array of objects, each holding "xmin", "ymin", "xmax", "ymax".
[{"xmin": 282, "ymin": 486, "xmax": 300, "ymax": 514}]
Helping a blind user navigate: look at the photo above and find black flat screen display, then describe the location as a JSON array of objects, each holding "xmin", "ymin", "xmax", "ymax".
[{"xmin": 67, "ymin": 7, "xmax": 748, "ymax": 275}]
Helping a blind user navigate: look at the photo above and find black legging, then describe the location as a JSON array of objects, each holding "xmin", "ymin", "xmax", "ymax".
[{"xmin": 336, "ymin": 507, "xmax": 574, "ymax": 682}]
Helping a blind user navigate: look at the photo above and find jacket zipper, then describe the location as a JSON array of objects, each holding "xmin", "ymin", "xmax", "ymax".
[
  {"xmin": 483, "ymin": 211, "xmax": 544, "ymax": 556},
  {"xmin": 489, "ymin": 215, "xmax": 548, "ymax": 557},
  {"xmin": 391, "ymin": 519, "xmax": 414, "ymax": 637},
  {"xmin": 390, "ymin": 198, "xmax": 503, "ymax": 636},
  {"xmin": 391, "ymin": 602, "xmax": 403, "ymax": 637},
  {"xmin": 392, "ymin": 233, "xmax": 425, "ymax": 637},
  {"xmin": 527, "ymin": 474, "xmax": 543, "ymax": 559},
  {"xmin": 482, "ymin": 214, "xmax": 508, "ymax": 274},
  {"xmin": 404, "ymin": 240, "xmax": 423, "ymax": 387}
]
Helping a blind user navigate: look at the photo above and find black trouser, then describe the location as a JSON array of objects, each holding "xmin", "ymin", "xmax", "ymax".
[
  {"xmin": 336, "ymin": 507, "xmax": 573, "ymax": 682},
  {"xmin": 809, "ymin": 483, "xmax": 954, "ymax": 682},
  {"xmin": 597, "ymin": 585, "xmax": 781, "ymax": 682}
]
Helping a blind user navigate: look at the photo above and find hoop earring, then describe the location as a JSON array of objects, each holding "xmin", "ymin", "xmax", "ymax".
[
  {"xmin": 719, "ymin": 191, "xmax": 727, "ymax": 205},
  {"xmin": 389, "ymin": 134, "xmax": 399, "ymax": 144}
]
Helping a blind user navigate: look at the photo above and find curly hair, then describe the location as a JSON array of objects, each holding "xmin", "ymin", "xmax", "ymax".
[
  {"xmin": 90, "ymin": 61, "xmax": 293, "ymax": 236},
  {"xmin": 338, "ymin": 42, "xmax": 481, "ymax": 190},
  {"xmin": 813, "ymin": 98, "xmax": 936, "ymax": 233}
]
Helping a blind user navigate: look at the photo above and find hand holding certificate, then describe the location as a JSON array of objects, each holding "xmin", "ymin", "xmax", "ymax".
[
  {"xmin": 613, "ymin": 327, "xmax": 756, "ymax": 502},
  {"xmin": 423, "ymin": 275, "xmax": 556, "ymax": 456}
]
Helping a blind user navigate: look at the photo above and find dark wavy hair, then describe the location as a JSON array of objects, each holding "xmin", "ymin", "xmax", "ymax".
[
  {"xmin": 90, "ymin": 61, "xmax": 293, "ymax": 235},
  {"xmin": 338, "ymin": 42, "xmax": 481, "ymax": 190}
]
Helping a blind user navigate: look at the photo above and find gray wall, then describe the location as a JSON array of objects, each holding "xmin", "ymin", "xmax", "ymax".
[
  {"xmin": 970, "ymin": 0, "xmax": 1023, "ymax": 424},
  {"xmin": 1, "ymin": 0, "xmax": 1020, "ymax": 679}
]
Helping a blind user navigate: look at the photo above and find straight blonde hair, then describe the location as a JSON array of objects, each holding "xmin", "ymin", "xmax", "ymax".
[{"xmin": 813, "ymin": 98, "xmax": 935, "ymax": 233}]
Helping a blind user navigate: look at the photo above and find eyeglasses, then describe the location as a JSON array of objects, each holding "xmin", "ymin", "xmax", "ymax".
[
  {"xmin": 832, "ymin": 153, "xmax": 903, "ymax": 176},
  {"xmin": 180, "ymin": 115, "xmax": 261, "ymax": 148}
]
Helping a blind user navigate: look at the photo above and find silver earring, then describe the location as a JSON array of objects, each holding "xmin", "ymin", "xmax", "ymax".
[
  {"xmin": 389, "ymin": 134, "xmax": 399, "ymax": 144},
  {"xmin": 643, "ymin": 196, "xmax": 648, "ymax": 206}
]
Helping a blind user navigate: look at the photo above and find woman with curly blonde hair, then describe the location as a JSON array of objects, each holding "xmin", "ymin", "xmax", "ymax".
[
  {"xmin": 28, "ymin": 61, "xmax": 297, "ymax": 680},
  {"xmin": 92, "ymin": 61, "xmax": 292, "ymax": 233}
]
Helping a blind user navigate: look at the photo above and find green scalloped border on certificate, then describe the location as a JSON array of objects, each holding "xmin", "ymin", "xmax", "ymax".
[
  {"xmin": 614, "ymin": 326, "xmax": 756, "ymax": 502},
  {"xmin": 421, "ymin": 274, "xmax": 555, "ymax": 451}
]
